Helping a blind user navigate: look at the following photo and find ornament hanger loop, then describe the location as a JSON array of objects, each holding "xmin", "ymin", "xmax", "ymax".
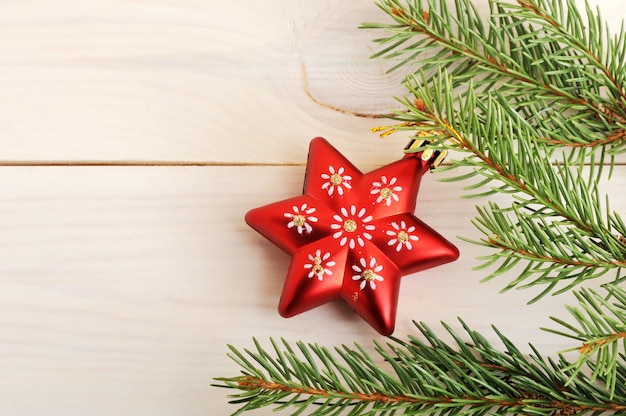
[{"xmin": 371, "ymin": 124, "xmax": 451, "ymax": 170}]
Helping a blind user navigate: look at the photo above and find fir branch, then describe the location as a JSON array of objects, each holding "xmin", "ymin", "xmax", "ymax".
[
  {"xmin": 512, "ymin": 0, "xmax": 626, "ymax": 108},
  {"xmin": 361, "ymin": 0, "xmax": 626, "ymax": 161},
  {"xmin": 215, "ymin": 320, "xmax": 626, "ymax": 415},
  {"xmin": 381, "ymin": 71, "xmax": 626, "ymax": 299},
  {"xmin": 544, "ymin": 285, "xmax": 626, "ymax": 397}
]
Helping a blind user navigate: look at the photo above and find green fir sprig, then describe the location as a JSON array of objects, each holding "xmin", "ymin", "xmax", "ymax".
[
  {"xmin": 545, "ymin": 285, "xmax": 626, "ymax": 397},
  {"xmin": 380, "ymin": 72, "xmax": 626, "ymax": 301},
  {"xmin": 362, "ymin": 0, "xmax": 626, "ymax": 164},
  {"xmin": 214, "ymin": 320, "xmax": 626, "ymax": 415}
]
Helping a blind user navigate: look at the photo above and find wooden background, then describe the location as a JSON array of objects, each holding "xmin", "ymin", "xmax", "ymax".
[{"xmin": 0, "ymin": 1, "xmax": 623, "ymax": 415}]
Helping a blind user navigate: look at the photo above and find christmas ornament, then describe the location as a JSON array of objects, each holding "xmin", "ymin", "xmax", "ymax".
[{"xmin": 245, "ymin": 137, "xmax": 459, "ymax": 335}]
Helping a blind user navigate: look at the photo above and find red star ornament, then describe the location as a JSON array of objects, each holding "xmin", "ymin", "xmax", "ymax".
[{"xmin": 245, "ymin": 137, "xmax": 459, "ymax": 335}]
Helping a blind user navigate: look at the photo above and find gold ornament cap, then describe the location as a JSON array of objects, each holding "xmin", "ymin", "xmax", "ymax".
[{"xmin": 404, "ymin": 130, "xmax": 448, "ymax": 169}]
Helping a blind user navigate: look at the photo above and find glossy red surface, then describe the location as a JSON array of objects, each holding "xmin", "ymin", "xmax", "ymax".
[{"xmin": 245, "ymin": 137, "xmax": 459, "ymax": 335}]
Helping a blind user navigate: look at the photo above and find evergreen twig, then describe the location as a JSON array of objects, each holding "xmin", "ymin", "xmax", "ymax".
[
  {"xmin": 378, "ymin": 71, "xmax": 626, "ymax": 301},
  {"xmin": 214, "ymin": 320, "xmax": 626, "ymax": 415},
  {"xmin": 361, "ymin": 0, "xmax": 626, "ymax": 163},
  {"xmin": 544, "ymin": 285, "xmax": 626, "ymax": 397}
]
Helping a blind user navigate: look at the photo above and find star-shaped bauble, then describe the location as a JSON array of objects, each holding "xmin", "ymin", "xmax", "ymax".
[{"xmin": 245, "ymin": 137, "xmax": 459, "ymax": 335}]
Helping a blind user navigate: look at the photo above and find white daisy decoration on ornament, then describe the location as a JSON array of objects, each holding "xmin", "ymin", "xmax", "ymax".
[
  {"xmin": 352, "ymin": 257, "xmax": 384, "ymax": 290},
  {"xmin": 330, "ymin": 205, "xmax": 375, "ymax": 249},
  {"xmin": 386, "ymin": 220, "xmax": 419, "ymax": 251},
  {"xmin": 370, "ymin": 176, "xmax": 402, "ymax": 206},
  {"xmin": 283, "ymin": 203, "xmax": 318, "ymax": 234},
  {"xmin": 321, "ymin": 166, "xmax": 352, "ymax": 196},
  {"xmin": 303, "ymin": 249, "xmax": 336, "ymax": 281}
]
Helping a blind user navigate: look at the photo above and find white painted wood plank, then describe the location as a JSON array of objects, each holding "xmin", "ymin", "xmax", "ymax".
[
  {"xmin": 0, "ymin": 1, "xmax": 622, "ymax": 163},
  {"xmin": 0, "ymin": 165, "xmax": 617, "ymax": 415},
  {"xmin": 0, "ymin": 1, "xmax": 406, "ymax": 163}
]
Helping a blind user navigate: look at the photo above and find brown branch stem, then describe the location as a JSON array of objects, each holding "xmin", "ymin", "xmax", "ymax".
[
  {"xmin": 487, "ymin": 237, "xmax": 626, "ymax": 269},
  {"xmin": 540, "ymin": 129, "xmax": 626, "ymax": 148},
  {"xmin": 236, "ymin": 376, "xmax": 626, "ymax": 413},
  {"xmin": 579, "ymin": 332, "xmax": 626, "ymax": 354}
]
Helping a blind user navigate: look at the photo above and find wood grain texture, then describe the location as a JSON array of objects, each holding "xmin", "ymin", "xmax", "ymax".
[
  {"xmin": 0, "ymin": 0, "xmax": 405, "ymax": 163},
  {"xmin": 0, "ymin": 1, "xmax": 623, "ymax": 415}
]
